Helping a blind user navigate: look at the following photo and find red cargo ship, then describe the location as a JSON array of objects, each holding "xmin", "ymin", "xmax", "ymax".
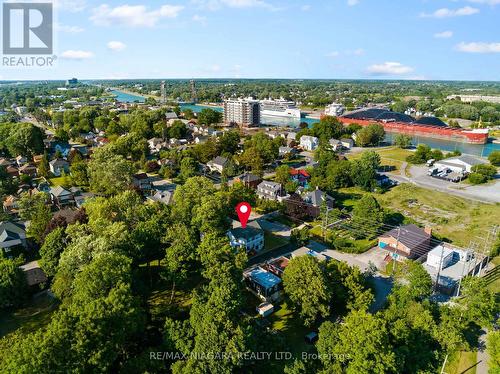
[
  {"xmin": 331, "ymin": 108, "xmax": 489, "ymax": 144},
  {"xmin": 337, "ymin": 117, "xmax": 489, "ymax": 144}
]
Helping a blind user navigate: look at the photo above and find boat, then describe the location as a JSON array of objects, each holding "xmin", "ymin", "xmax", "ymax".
[
  {"xmin": 335, "ymin": 108, "xmax": 489, "ymax": 144},
  {"xmin": 260, "ymin": 98, "xmax": 301, "ymax": 119}
]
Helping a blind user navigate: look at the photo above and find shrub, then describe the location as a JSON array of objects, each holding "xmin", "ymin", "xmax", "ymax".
[
  {"xmin": 488, "ymin": 150, "xmax": 500, "ymax": 166},
  {"xmin": 468, "ymin": 172, "xmax": 487, "ymax": 184}
]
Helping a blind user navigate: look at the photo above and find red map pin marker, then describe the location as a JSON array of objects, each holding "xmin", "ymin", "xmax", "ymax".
[{"xmin": 236, "ymin": 202, "xmax": 251, "ymax": 228}]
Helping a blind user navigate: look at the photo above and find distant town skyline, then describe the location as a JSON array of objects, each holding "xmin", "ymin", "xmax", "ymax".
[{"xmin": 2, "ymin": 0, "xmax": 500, "ymax": 81}]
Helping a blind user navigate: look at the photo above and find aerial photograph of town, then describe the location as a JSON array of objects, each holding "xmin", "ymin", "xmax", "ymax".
[{"xmin": 0, "ymin": 0, "xmax": 499, "ymax": 373}]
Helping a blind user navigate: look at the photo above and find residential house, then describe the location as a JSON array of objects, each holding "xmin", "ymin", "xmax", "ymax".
[
  {"xmin": 148, "ymin": 137, "xmax": 167, "ymax": 154},
  {"xmin": 243, "ymin": 266, "xmax": 282, "ymax": 302},
  {"xmin": 18, "ymin": 164, "xmax": 37, "ymax": 177},
  {"xmin": 302, "ymin": 188, "xmax": 335, "ymax": 218},
  {"xmin": 227, "ymin": 222, "xmax": 265, "ymax": 253},
  {"xmin": 207, "ymin": 156, "xmax": 229, "ymax": 174},
  {"xmin": 6, "ymin": 165, "xmax": 19, "ymax": 178},
  {"xmin": 147, "ymin": 190, "xmax": 175, "ymax": 205},
  {"xmin": 0, "ymin": 158, "xmax": 13, "ymax": 168},
  {"xmin": 32, "ymin": 155, "xmax": 44, "ymax": 165},
  {"xmin": 257, "ymin": 181, "xmax": 283, "ymax": 201},
  {"xmin": 132, "ymin": 173, "xmax": 153, "ymax": 192},
  {"xmin": 16, "ymin": 155, "xmax": 27, "ymax": 166},
  {"xmin": 329, "ymin": 138, "xmax": 342, "ymax": 151},
  {"xmin": 50, "ymin": 186, "xmax": 74, "ymax": 207},
  {"xmin": 279, "ymin": 146, "xmax": 293, "ymax": 157},
  {"xmin": 3, "ymin": 195, "xmax": 19, "ymax": 215},
  {"xmin": 286, "ymin": 132, "xmax": 297, "ymax": 145},
  {"xmin": 49, "ymin": 159, "xmax": 70, "ymax": 177},
  {"xmin": 194, "ymin": 135, "xmax": 209, "ymax": 144},
  {"xmin": 20, "ymin": 261, "xmax": 48, "ymax": 288},
  {"xmin": 0, "ymin": 221, "xmax": 27, "ymax": 256},
  {"xmin": 289, "ymin": 168, "xmax": 310, "ymax": 187},
  {"xmin": 300, "ymin": 135, "xmax": 319, "ymax": 151},
  {"xmin": 378, "ymin": 224, "xmax": 432, "ymax": 260},
  {"xmin": 234, "ymin": 172, "xmax": 262, "ymax": 189},
  {"xmin": 340, "ymin": 138, "xmax": 354, "ymax": 149},
  {"xmin": 165, "ymin": 111, "xmax": 178, "ymax": 121}
]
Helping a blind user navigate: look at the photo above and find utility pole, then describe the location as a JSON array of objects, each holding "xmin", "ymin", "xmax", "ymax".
[
  {"xmin": 435, "ymin": 242, "xmax": 447, "ymax": 292},
  {"xmin": 456, "ymin": 240, "xmax": 475, "ymax": 297},
  {"xmin": 392, "ymin": 226, "xmax": 401, "ymax": 276},
  {"xmin": 440, "ymin": 353, "xmax": 448, "ymax": 374},
  {"xmin": 480, "ymin": 225, "xmax": 499, "ymax": 276}
]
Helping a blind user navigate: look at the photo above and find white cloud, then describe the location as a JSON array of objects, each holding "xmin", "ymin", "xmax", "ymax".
[
  {"xmin": 456, "ymin": 42, "xmax": 500, "ymax": 53},
  {"xmin": 301, "ymin": 4, "xmax": 311, "ymax": 11},
  {"xmin": 367, "ymin": 62, "xmax": 414, "ymax": 75},
  {"xmin": 326, "ymin": 49, "xmax": 364, "ymax": 58},
  {"xmin": 420, "ymin": 6, "xmax": 479, "ymax": 18},
  {"xmin": 192, "ymin": 14, "xmax": 207, "ymax": 24},
  {"xmin": 55, "ymin": 23, "xmax": 85, "ymax": 33},
  {"xmin": 434, "ymin": 30, "xmax": 453, "ymax": 39},
  {"xmin": 107, "ymin": 41, "xmax": 127, "ymax": 51},
  {"xmin": 90, "ymin": 4, "xmax": 184, "ymax": 27},
  {"xmin": 60, "ymin": 50, "xmax": 94, "ymax": 60},
  {"xmin": 347, "ymin": 0, "xmax": 359, "ymax": 6},
  {"xmin": 467, "ymin": 0, "xmax": 500, "ymax": 5},
  {"xmin": 55, "ymin": 0, "xmax": 87, "ymax": 12},
  {"xmin": 192, "ymin": 0, "xmax": 279, "ymax": 11}
]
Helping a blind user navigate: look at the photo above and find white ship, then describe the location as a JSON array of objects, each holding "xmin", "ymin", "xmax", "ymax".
[
  {"xmin": 259, "ymin": 98, "xmax": 301, "ymax": 119},
  {"xmin": 325, "ymin": 102, "xmax": 345, "ymax": 117}
]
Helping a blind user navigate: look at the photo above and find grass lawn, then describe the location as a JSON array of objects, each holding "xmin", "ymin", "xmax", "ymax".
[
  {"xmin": 264, "ymin": 231, "xmax": 289, "ymax": 251},
  {"xmin": 0, "ymin": 292, "xmax": 58, "ymax": 338},
  {"xmin": 485, "ymin": 256, "xmax": 500, "ymax": 295},
  {"xmin": 445, "ymin": 350, "xmax": 478, "ymax": 374},
  {"xmin": 48, "ymin": 176, "xmax": 71, "ymax": 187},
  {"xmin": 338, "ymin": 183, "xmax": 500, "ymax": 248},
  {"xmin": 267, "ymin": 214, "xmax": 299, "ymax": 229},
  {"xmin": 268, "ymin": 302, "xmax": 313, "ymax": 357},
  {"xmin": 348, "ymin": 146, "xmax": 413, "ymax": 175}
]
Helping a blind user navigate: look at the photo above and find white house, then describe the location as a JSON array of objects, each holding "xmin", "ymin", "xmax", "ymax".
[
  {"xmin": 49, "ymin": 159, "xmax": 70, "ymax": 177},
  {"xmin": 329, "ymin": 138, "xmax": 342, "ymax": 151},
  {"xmin": 257, "ymin": 181, "xmax": 282, "ymax": 201},
  {"xmin": 340, "ymin": 138, "xmax": 354, "ymax": 149},
  {"xmin": 434, "ymin": 155, "xmax": 486, "ymax": 173},
  {"xmin": 227, "ymin": 224, "xmax": 264, "ymax": 253},
  {"xmin": 300, "ymin": 135, "xmax": 319, "ymax": 151},
  {"xmin": 207, "ymin": 156, "xmax": 229, "ymax": 174}
]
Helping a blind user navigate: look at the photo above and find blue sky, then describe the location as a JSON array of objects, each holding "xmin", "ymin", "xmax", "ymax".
[{"xmin": 3, "ymin": 0, "xmax": 500, "ymax": 80}]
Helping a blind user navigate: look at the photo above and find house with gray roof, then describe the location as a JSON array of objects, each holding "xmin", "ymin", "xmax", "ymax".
[
  {"xmin": 0, "ymin": 221, "xmax": 27, "ymax": 256},
  {"xmin": 257, "ymin": 181, "xmax": 283, "ymax": 201},
  {"xmin": 207, "ymin": 156, "xmax": 229, "ymax": 174},
  {"xmin": 434, "ymin": 155, "xmax": 486, "ymax": 173},
  {"xmin": 227, "ymin": 222, "xmax": 265, "ymax": 253},
  {"xmin": 49, "ymin": 159, "xmax": 70, "ymax": 177},
  {"xmin": 50, "ymin": 186, "xmax": 74, "ymax": 207}
]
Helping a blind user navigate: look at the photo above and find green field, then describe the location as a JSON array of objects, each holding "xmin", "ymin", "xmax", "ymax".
[
  {"xmin": 338, "ymin": 183, "xmax": 500, "ymax": 248},
  {"xmin": 349, "ymin": 146, "xmax": 413, "ymax": 175},
  {"xmin": 445, "ymin": 350, "xmax": 478, "ymax": 374}
]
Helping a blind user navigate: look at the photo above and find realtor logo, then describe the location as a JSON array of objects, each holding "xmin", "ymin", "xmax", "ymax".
[{"xmin": 3, "ymin": 2, "xmax": 53, "ymax": 54}]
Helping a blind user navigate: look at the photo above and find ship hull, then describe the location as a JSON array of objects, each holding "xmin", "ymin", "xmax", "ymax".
[
  {"xmin": 261, "ymin": 109, "xmax": 301, "ymax": 119},
  {"xmin": 337, "ymin": 117, "xmax": 488, "ymax": 145}
]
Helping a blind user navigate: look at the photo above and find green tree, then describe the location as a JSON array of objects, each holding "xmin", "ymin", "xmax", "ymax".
[
  {"xmin": 282, "ymin": 255, "xmax": 331, "ymax": 326},
  {"xmin": 179, "ymin": 157, "xmax": 198, "ymax": 181},
  {"xmin": 6, "ymin": 123, "xmax": 44, "ymax": 157},
  {"xmin": 394, "ymin": 260, "xmax": 433, "ymax": 301},
  {"xmin": 197, "ymin": 108, "xmax": 222, "ymax": 125},
  {"xmin": 459, "ymin": 276, "xmax": 496, "ymax": 326},
  {"xmin": 87, "ymin": 147, "xmax": 133, "ymax": 196},
  {"xmin": 0, "ymin": 256, "xmax": 27, "ymax": 309},
  {"xmin": 488, "ymin": 150, "xmax": 500, "ymax": 166},
  {"xmin": 317, "ymin": 311, "xmax": 396, "ymax": 374},
  {"xmin": 18, "ymin": 192, "xmax": 52, "ymax": 244},
  {"xmin": 350, "ymin": 195, "xmax": 384, "ymax": 238},
  {"xmin": 487, "ymin": 331, "xmax": 500, "ymax": 373},
  {"xmin": 38, "ymin": 152, "xmax": 50, "ymax": 178},
  {"xmin": 393, "ymin": 134, "xmax": 412, "ymax": 148},
  {"xmin": 355, "ymin": 124, "xmax": 385, "ymax": 147},
  {"xmin": 39, "ymin": 227, "xmax": 67, "ymax": 278},
  {"xmin": 275, "ymin": 165, "xmax": 291, "ymax": 185}
]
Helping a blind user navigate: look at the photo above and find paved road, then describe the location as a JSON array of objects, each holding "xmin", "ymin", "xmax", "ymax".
[{"xmin": 476, "ymin": 329, "xmax": 490, "ymax": 374}]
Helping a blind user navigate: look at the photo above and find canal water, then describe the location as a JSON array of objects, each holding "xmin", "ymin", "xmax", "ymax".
[{"xmin": 111, "ymin": 93, "xmax": 499, "ymax": 157}]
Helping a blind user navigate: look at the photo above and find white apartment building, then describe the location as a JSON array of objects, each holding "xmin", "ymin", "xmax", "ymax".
[{"xmin": 223, "ymin": 97, "xmax": 260, "ymax": 126}]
